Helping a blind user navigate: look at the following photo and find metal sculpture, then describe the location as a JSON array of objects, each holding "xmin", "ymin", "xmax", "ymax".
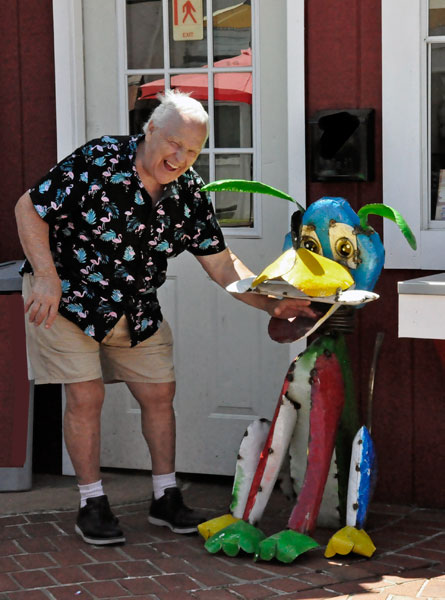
[{"xmin": 198, "ymin": 181, "xmax": 416, "ymax": 563}]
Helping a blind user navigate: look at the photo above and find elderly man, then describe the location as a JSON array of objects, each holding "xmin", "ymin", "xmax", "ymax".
[{"xmin": 15, "ymin": 91, "xmax": 314, "ymax": 545}]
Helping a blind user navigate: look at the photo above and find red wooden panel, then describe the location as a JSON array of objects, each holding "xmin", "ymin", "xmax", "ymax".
[
  {"xmin": 351, "ymin": 270, "xmax": 416, "ymax": 503},
  {"xmin": 19, "ymin": 0, "xmax": 57, "ymax": 188},
  {"xmin": 0, "ymin": 0, "xmax": 56, "ymax": 264},
  {"xmin": 306, "ymin": 0, "xmax": 382, "ymax": 216},
  {"xmin": 306, "ymin": 0, "xmax": 360, "ymax": 108},
  {"xmin": 0, "ymin": 294, "xmax": 30, "ymax": 468},
  {"xmin": 412, "ymin": 339, "xmax": 445, "ymax": 507},
  {"xmin": 0, "ymin": 0, "xmax": 24, "ymax": 262}
]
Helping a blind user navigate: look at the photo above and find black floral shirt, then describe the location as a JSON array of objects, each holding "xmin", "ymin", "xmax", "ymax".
[{"xmin": 24, "ymin": 134, "xmax": 226, "ymax": 346}]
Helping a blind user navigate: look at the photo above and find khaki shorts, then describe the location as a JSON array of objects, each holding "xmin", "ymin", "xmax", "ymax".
[{"xmin": 22, "ymin": 274, "xmax": 175, "ymax": 385}]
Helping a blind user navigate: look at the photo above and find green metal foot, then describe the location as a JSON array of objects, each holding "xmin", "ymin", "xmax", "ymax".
[
  {"xmin": 255, "ymin": 529, "xmax": 319, "ymax": 563},
  {"xmin": 204, "ymin": 520, "xmax": 266, "ymax": 557}
]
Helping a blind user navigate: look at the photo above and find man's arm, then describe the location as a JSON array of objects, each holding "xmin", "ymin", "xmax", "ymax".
[
  {"xmin": 15, "ymin": 192, "xmax": 61, "ymax": 328},
  {"xmin": 196, "ymin": 247, "xmax": 316, "ymax": 320}
]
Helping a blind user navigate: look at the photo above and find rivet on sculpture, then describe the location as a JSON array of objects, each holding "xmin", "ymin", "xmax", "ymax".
[{"xmin": 197, "ymin": 179, "xmax": 416, "ymax": 563}]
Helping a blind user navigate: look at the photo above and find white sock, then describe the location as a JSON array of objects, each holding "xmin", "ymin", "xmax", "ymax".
[
  {"xmin": 152, "ymin": 472, "xmax": 176, "ymax": 500},
  {"xmin": 78, "ymin": 480, "xmax": 104, "ymax": 508}
]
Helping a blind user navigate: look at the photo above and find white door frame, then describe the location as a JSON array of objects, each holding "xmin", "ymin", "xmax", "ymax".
[
  {"xmin": 286, "ymin": 0, "xmax": 307, "ymax": 361},
  {"xmin": 52, "ymin": 0, "xmax": 86, "ymax": 160}
]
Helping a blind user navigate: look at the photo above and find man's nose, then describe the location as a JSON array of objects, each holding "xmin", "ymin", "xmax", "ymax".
[{"xmin": 175, "ymin": 146, "xmax": 187, "ymax": 163}]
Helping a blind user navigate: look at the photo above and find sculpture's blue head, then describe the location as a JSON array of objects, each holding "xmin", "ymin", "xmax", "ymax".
[
  {"xmin": 283, "ymin": 196, "xmax": 416, "ymax": 294},
  {"xmin": 300, "ymin": 197, "xmax": 384, "ymax": 292}
]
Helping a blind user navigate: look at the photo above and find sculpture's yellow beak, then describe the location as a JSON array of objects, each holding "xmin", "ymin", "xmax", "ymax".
[{"xmin": 252, "ymin": 248, "xmax": 354, "ymax": 298}]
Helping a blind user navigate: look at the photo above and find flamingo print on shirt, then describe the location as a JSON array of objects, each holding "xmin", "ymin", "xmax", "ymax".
[{"xmin": 23, "ymin": 134, "xmax": 226, "ymax": 346}]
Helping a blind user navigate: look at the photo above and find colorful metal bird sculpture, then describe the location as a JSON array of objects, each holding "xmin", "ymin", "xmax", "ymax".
[{"xmin": 197, "ymin": 180, "xmax": 416, "ymax": 563}]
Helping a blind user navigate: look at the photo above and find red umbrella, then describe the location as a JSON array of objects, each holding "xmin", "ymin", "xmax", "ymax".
[{"xmin": 139, "ymin": 48, "xmax": 252, "ymax": 104}]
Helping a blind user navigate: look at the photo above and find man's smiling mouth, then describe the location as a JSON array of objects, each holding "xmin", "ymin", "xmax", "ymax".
[{"xmin": 165, "ymin": 160, "xmax": 179, "ymax": 171}]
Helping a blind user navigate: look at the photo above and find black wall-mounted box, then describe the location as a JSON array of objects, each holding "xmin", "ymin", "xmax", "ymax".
[{"xmin": 309, "ymin": 108, "xmax": 375, "ymax": 182}]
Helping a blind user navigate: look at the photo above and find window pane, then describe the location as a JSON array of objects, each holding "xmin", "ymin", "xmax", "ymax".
[
  {"xmin": 137, "ymin": 72, "xmax": 209, "ymax": 100},
  {"xmin": 169, "ymin": 0, "xmax": 208, "ymax": 68},
  {"xmin": 430, "ymin": 0, "xmax": 445, "ymax": 35},
  {"xmin": 213, "ymin": 0, "xmax": 252, "ymax": 63},
  {"xmin": 215, "ymin": 154, "xmax": 253, "ymax": 227},
  {"xmin": 213, "ymin": 50, "xmax": 252, "ymax": 117},
  {"xmin": 214, "ymin": 99, "xmax": 252, "ymax": 148},
  {"xmin": 430, "ymin": 44, "xmax": 445, "ymax": 219},
  {"xmin": 193, "ymin": 154, "xmax": 210, "ymax": 184},
  {"xmin": 126, "ymin": 0, "xmax": 164, "ymax": 69},
  {"xmin": 129, "ymin": 75, "xmax": 164, "ymax": 135}
]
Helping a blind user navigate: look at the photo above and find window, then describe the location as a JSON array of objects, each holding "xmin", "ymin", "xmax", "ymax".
[
  {"xmin": 382, "ymin": 0, "xmax": 445, "ymax": 269},
  {"xmin": 123, "ymin": 0, "xmax": 257, "ymax": 232},
  {"xmin": 428, "ymin": 1, "xmax": 445, "ymax": 221}
]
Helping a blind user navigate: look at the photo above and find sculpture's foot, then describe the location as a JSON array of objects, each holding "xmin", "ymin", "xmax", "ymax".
[
  {"xmin": 197, "ymin": 514, "xmax": 240, "ymax": 541},
  {"xmin": 255, "ymin": 529, "xmax": 319, "ymax": 563},
  {"xmin": 324, "ymin": 526, "xmax": 376, "ymax": 558},
  {"xmin": 204, "ymin": 520, "xmax": 266, "ymax": 557}
]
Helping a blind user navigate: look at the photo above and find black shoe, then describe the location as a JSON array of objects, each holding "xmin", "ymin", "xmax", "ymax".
[
  {"xmin": 75, "ymin": 495, "xmax": 126, "ymax": 545},
  {"xmin": 148, "ymin": 487, "xmax": 207, "ymax": 534}
]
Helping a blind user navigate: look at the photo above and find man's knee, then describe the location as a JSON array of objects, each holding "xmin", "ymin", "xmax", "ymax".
[
  {"xmin": 155, "ymin": 381, "xmax": 176, "ymax": 400},
  {"xmin": 65, "ymin": 379, "xmax": 105, "ymax": 415},
  {"xmin": 127, "ymin": 380, "xmax": 176, "ymax": 408}
]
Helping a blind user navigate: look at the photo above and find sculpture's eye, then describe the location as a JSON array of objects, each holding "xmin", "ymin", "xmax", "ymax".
[
  {"xmin": 335, "ymin": 237, "xmax": 354, "ymax": 259},
  {"xmin": 301, "ymin": 236, "xmax": 322, "ymax": 254},
  {"xmin": 300, "ymin": 225, "xmax": 323, "ymax": 255},
  {"xmin": 329, "ymin": 223, "xmax": 358, "ymax": 269}
]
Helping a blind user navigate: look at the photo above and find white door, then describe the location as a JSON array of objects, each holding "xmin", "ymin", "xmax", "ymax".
[{"xmin": 55, "ymin": 0, "xmax": 306, "ymax": 475}]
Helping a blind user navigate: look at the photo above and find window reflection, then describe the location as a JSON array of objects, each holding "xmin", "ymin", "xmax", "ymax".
[
  {"xmin": 215, "ymin": 154, "xmax": 253, "ymax": 226},
  {"xmin": 126, "ymin": 0, "xmax": 164, "ymax": 69},
  {"xmin": 129, "ymin": 76, "xmax": 165, "ymax": 135},
  {"xmin": 214, "ymin": 66, "xmax": 252, "ymax": 104},
  {"xmin": 215, "ymin": 102, "xmax": 251, "ymax": 147},
  {"xmin": 213, "ymin": 0, "xmax": 251, "ymax": 63},
  {"xmin": 193, "ymin": 154, "xmax": 210, "ymax": 184},
  {"xmin": 429, "ymin": 0, "xmax": 445, "ymax": 36},
  {"xmin": 139, "ymin": 72, "xmax": 209, "ymax": 102},
  {"xmin": 431, "ymin": 45, "xmax": 445, "ymax": 219}
]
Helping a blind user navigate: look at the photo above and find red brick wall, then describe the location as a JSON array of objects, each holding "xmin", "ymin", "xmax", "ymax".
[
  {"xmin": 0, "ymin": 0, "xmax": 57, "ymax": 263},
  {"xmin": 305, "ymin": 0, "xmax": 445, "ymax": 507}
]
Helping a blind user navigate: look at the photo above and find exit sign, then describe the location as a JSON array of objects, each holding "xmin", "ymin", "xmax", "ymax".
[{"xmin": 173, "ymin": 0, "xmax": 204, "ymax": 41}]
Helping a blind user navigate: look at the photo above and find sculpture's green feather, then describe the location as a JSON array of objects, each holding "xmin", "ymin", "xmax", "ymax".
[
  {"xmin": 202, "ymin": 179, "xmax": 305, "ymax": 212},
  {"xmin": 357, "ymin": 203, "xmax": 417, "ymax": 250}
]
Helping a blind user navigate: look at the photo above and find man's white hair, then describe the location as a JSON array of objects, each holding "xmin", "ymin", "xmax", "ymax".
[{"xmin": 143, "ymin": 90, "xmax": 209, "ymax": 140}]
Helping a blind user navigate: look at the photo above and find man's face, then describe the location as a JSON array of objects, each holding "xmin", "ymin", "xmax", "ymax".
[{"xmin": 144, "ymin": 112, "xmax": 207, "ymax": 186}]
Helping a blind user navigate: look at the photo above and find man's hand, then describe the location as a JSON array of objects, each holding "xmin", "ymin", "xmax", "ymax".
[
  {"xmin": 25, "ymin": 274, "xmax": 62, "ymax": 329},
  {"xmin": 15, "ymin": 192, "xmax": 62, "ymax": 329},
  {"xmin": 267, "ymin": 300, "xmax": 326, "ymax": 343},
  {"xmin": 267, "ymin": 297, "xmax": 318, "ymax": 320}
]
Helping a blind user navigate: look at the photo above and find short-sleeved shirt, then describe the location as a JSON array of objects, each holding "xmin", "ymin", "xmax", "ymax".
[{"xmin": 23, "ymin": 134, "xmax": 226, "ymax": 346}]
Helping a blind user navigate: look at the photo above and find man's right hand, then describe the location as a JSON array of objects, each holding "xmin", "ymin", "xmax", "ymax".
[{"xmin": 25, "ymin": 274, "xmax": 62, "ymax": 329}]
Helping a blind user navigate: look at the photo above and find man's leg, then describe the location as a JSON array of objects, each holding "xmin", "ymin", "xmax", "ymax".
[
  {"xmin": 125, "ymin": 380, "xmax": 176, "ymax": 475},
  {"xmin": 126, "ymin": 380, "xmax": 206, "ymax": 533},
  {"xmin": 64, "ymin": 378, "xmax": 105, "ymax": 484},
  {"xmin": 65, "ymin": 378, "xmax": 125, "ymax": 545}
]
